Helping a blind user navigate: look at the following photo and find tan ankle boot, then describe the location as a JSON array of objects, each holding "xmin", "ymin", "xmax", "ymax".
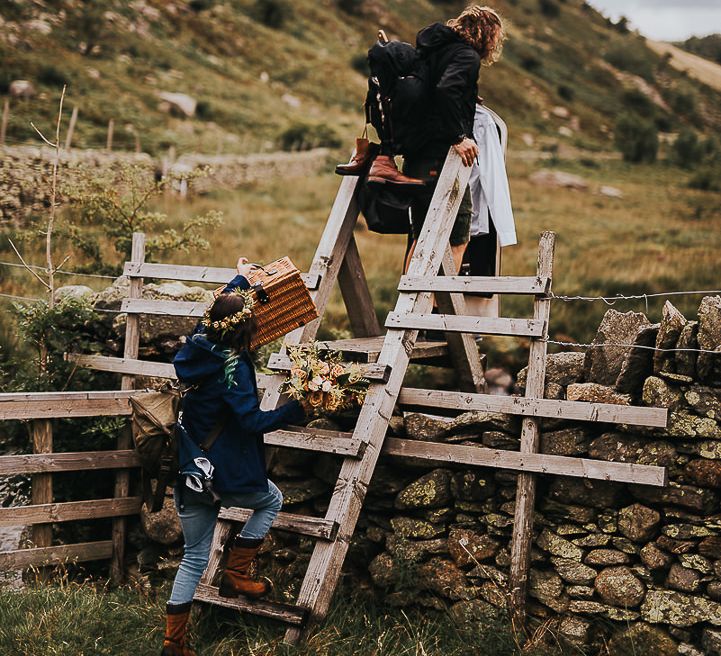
[
  {"xmin": 335, "ymin": 138, "xmax": 379, "ymax": 176},
  {"xmin": 161, "ymin": 602, "xmax": 196, "ymax": 656},
  {"xmin": 367, "ymin": 155, "xmax": 425, "ymax": 186},
  {"xmin": 218, "ymin": 536, "xmax": 272, "ymax": 599}
]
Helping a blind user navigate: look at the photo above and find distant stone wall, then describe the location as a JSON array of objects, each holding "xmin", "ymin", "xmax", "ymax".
[
  {"xmin": 79, "ymin": 276, "xmax": 721, "ymax": 655},
  {"xmin": 0, "ymin": 145, "xmax": 330, "ymax": 225}
]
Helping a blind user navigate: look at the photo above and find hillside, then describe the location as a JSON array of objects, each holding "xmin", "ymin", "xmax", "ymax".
[
  {"xmin": 2, "ymin": 0, "xmax": 721, "ymax": 156},
  {"xmin": 648, "ymin": 39, "xmax": 721, "ymax": 94},
  {"xmin": 678, "ymin": 33, "xmax": 721, "ymax": 65}
]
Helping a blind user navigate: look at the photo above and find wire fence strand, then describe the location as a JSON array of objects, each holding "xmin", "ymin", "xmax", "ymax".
[{"xmin": 0, "ymin": 260, "xmax": 117, "ymax": 280}]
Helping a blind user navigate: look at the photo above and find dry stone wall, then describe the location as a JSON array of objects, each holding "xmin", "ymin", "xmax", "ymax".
[{"xmin": 80, "ymin": 277, "xmax": 721, "ymax": 654}]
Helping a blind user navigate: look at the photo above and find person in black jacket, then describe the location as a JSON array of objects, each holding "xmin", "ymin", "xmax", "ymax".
[
  {"xmin": 405, "ymin": 5, "xmax": 506, "ymax": 273},
  {"xmin": 160, "ymin": 257, "xmax": 305, "ymax": 656}
]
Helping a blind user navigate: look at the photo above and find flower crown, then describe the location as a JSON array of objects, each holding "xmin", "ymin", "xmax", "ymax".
[{"xmin": 201, "ymin": 288, "xmax": 255, "ymax": 336}]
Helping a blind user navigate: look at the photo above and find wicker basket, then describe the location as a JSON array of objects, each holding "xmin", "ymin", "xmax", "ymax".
[{"xmin": 245, "ymin": 257, "xmax": 318, "ymax": 348}]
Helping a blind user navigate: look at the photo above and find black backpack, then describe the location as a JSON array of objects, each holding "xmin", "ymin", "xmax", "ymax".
[
  {"xmin": 365, "ymin": 38, "xmax": 429, "ymax": 155},
  {"xmin": 358, "ymin": 181, "xmax": 412, "ymax": 235}
]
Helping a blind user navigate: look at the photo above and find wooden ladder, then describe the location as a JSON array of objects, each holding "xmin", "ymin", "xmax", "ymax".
[{"xmin": 195, "ymin": 149, "xmax": 484, "ymax": 643}]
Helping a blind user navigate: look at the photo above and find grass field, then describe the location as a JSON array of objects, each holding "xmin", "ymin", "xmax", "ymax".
[{"xmin": 0, "ymin": 579, "xmax": 561, "ymax": 656}]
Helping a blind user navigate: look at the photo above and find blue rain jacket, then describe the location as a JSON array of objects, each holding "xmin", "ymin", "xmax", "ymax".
[{"xmin": 173, "ymin": 275, "xmax": 304, "ymax": 493}]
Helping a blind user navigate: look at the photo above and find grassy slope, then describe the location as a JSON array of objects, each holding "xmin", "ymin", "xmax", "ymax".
[
  {"xmin": 647, "ymin": 40, "xmax": 721, "ymax": 93},
  {"xmin": 2, "ymin": 0, "xmax": 721, "ymax": 155}
]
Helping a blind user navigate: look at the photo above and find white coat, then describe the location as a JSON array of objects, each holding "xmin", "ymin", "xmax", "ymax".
[{"xmin": 469, "ymin": 104, "xmax": 517, "ymax": 247}]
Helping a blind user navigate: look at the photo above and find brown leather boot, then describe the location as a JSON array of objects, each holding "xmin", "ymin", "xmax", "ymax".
[
  {"xmin": 161, "ymin": 602, "xmax": 196, "ymax": 656},
  {"xmin": 367, "ymin": 155, "xmax": 425, "ymax": 187},
  {"xmin": 335, "ymin": 138, "xmax": 379, "ymax": 176},
  {"xmin": 218, "ymin": 536, "xmax": 272, "ymax": 599}
]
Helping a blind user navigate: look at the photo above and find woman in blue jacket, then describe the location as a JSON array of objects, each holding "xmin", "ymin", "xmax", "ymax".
[{"xmin": 161, "ymin": 258, "xmax": 305, "ymax": 656}]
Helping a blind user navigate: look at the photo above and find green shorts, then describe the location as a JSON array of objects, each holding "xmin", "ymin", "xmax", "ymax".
[{"xmin": 404, "ymin": 155, "xmax": 472, "ymax": 247}]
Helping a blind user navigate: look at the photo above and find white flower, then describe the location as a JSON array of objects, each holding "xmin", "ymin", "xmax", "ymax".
[
  {"xmin": 321, "ymin": 380, "xmax": 332, "ymax": 392},
  {"xmin": 311, "ymin": 376, "xmax": 323, "ymax": 387}
]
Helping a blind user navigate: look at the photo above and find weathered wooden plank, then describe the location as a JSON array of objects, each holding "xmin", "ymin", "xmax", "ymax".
[
  {"xmin": 199, "ymin": 519, "xmax": 233, "ymax": 587},
  {"xmin": 31, "ymin": 419, "xmax": 53, "ymax": 553},
  {"xmin": 266, "ymin": 353, "xmax": 391, "ymax": 383},
  {"xmin": 338, "ymin": 235, "xmax": 382, "ymax": 338},
  {"xmin": 398, "ymin": 275, "xmax": 550, "ymax": 295},
  {"xmin": 0, "ymin": 540, "xmax": 114, "ymax": 569},
  {"xmin": 382, "ymin": 438, "xmax": 667, "ymax": 486},
  {"xmin": 0, "ymin": 497, "xmax": 143, "ymax": 527},
  {"xmin": 0, "ymin": 450, "xmax": 140, "ymax": 475},
  {"xmin": 265, "ymin": 427, "xmax": 364, "ymax": 457},
  {"xmin": 315, "ymin": 336, "xmax": 448, "ymax": 364},
  {"xmin": 510, "ymin": 231, "xmax": 556, "ymax": 630},
  {"xmin": 385, "ymin": 312, "xmax": 545, "ymax": 337},
  {"xmin": 435, "ymin": 247, "xmax": 485, "ymax": 392},
  {"xmin": 123, "ymin": 262, "xmax": 319, "ymax": 290},
  {"xmin": 397, "ymin": 388, "xmax": 668, "ymax": 428},
  {"xmin": 67, "ymin": 353, "xmax": 177, "ymax": 378},
  {"xmin": 285, "ymin": 149, "xmax": 471, "ymax": 644},
  {"xmin": 218, "ymin": 508, "xmax": 339, "ymax": 541},
  {"xmin": 0, "ymin": 397, "xmax": 133, "ymax": 420},
  {"xmin": 195, "ymin": 583, "xmax": 308, "ymax": 625},
  {"xmin": 114, "ymin": 232, "xmax": 145, "ymax": 584},
  {"xmin": 121, "ymin": 298, "xmax": 207, "ymax": 317},
  {"xmin": 0, "ymin": 390, "xmax": 136, "ymax": 402}
]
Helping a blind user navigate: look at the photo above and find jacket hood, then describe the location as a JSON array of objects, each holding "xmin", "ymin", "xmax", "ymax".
[
  {"xmin": 416, "ymin": 23, "xmax": 463, "ymax": 53},
  {"xmin": 173, "ymin": 333, "xmax": 228, "ymax": 383}
]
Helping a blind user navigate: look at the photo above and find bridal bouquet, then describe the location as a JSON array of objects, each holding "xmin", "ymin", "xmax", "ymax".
[{"xmin": 282, "ymin": 343, "xmax": 369, "ymax": 417}]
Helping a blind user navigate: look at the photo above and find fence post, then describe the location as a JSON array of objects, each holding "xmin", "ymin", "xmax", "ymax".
[
  {"xmin": 31, "ymin": 419, "xmax": 53, "ymax": 549},
  {"xmin": 110, "ymin": 232, "xmax": 145, "ymax": 583},
  {"xmin": 106, "ymin": 118, "xmax": 114, "ymax": 151},
  {"xmin": 64, "ymin": 106, "xmax": 79, "ymax": 151},
  {"xmin": 0, "ymin": 98, "xmax": 9, "ymax": 147}
]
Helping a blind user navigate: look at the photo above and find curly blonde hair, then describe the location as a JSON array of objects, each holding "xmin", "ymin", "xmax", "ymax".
[{"xmin": 447, "ymin": 5, "xmax": 506, "ymax": 66}]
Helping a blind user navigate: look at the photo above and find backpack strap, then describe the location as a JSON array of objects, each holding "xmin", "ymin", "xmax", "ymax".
[{"xmin": 199, "ymin": 414, "xmax": 228, "ymax": 453}]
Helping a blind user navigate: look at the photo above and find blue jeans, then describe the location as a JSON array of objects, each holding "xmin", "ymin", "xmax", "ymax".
[{"xmin": 168, "ymin": 479, "xmax": 283, "ymax": 606}]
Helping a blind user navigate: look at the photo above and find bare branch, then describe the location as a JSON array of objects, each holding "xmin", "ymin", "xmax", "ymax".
[
  {"xmin": 46, "ymin": 84, "xmax": 67, "ymax": 307},
  {"xmin": 7, "ymin": 238, "xmax": 52, "ymax": 290},
  {"xmin": 30, "ymin": 122, "xmax": 57, "ymax": 148},
  {"xmin": 53, "ymin": 254, "xmax": 71, "ymax": 273}
]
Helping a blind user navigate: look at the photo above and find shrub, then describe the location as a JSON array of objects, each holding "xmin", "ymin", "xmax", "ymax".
[
  {"xmin": 621, "ymin": 88, "xmax": 655, "ymax": 118},
  {"xmin": 557, "ymin": 84, "xmax": 574, "ymax": 101},
  {"xmin": 538, "ymin": 0, "xmax": 560, "ymax": 18},
  {"xmin": 350, "ymin": 52, "xmax": 369, "ymax": 76},
  {"xmin": 673, "ymin": 129, "xmax": 704, "ymax": 169},
  {"xmin": 188, "ymin": 0, "xmax": 215, "ymax": 10},
  {"xmin": 604, "ymin": 42, "xmax": 654, "ymax": 81},
  {"xmin": 670, "ymin": 89, "xmax": 697, "ymax": 116},
  {"xmin": 195, "ymin": 100, "xmax": 213, "ymax": 120},
  {"xmin": 337, "ymin": 0, "xmax": 365, "ymax": 15},
  {"xmin": 614, "ymin": 113, "xmax": 658, "ymax": 163},
  {"xmin": 279, "ymin": 122, "xmax": 342, "ymax": 151},
  {"xmin": 688, "ymin": 166, "xmax": 721, "ymax": 191},
  {"xmin": 254, "ymin": 0, "xmax": 290, "ymax": 29},
  {"xmin": 37, "ymin": 65, "xmax": 70, "ymax": 89}
]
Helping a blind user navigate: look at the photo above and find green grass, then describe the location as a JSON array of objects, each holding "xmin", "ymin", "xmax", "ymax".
[{"xmin": 0, "ymin": 579, "xmax": 556, "ymax": 656}]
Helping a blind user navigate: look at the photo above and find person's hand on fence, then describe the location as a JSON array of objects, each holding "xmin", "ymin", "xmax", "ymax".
[
  {"xmin": 236, "ymin": 257, "xmax": 253, "ymax": 279},
  {"xmin": 453, "ymin": 137, "xmax": 479, "ymax": 167}
]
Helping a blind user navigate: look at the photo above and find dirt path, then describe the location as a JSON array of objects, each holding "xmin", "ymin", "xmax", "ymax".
[{"xmin": 648, "ymin": 40, "xmax": 721, "ymax": 92}]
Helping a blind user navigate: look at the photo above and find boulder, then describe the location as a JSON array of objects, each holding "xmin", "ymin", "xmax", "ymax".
[
  {"xmin": 685, "ymin": 385, "xmax": 721, "ymax": 420},
  {"xmin": 548, "ymin": 477, "xmax": 623, "ymax": 508},
  {"xmin": 616, "ymin": 323, "xmax": 659, "ymax": 395},
  {"xmin": 685, "ymin": 459, "xmax": 721, "ymax": 488},
  {"xmin": 276, "ymin": 478, "xmax": 328, "ymax": 505},
  {"xmin": 158, "ymin": 91, "xmax": 197, "ymax": 117},
  {"xmin": 557, "ymin": 615, "xmax": 591, "ymax": 646},
  {"xmin": 140, "ymin": 494, "xmax": 182, "ymax": 545},
  {"xmin": 417, "ymin": 557, "xmax": 478, "ymax": 600},
  {"xmin": 368, "ymin": 552, "xmax": 397, "ymax": 588},
  {"xmin": 608, "ymin": 623, "xmax": 677, "ymax": 656},
  {"xmin": 540, "ymin": 427, "xmax": 590, "ymax": 456},
  {"xmin": 386, "ymin": 535, "xmax": 447, "ymax": 562},
  {"xmin": 633, "ymin": 482, "xmax": 718, "ymax": 514},
  {"xmin": 516, "ymin": 351, "xmax": 585, "ymax": 388},
  {"xmin": 583, "ymin": 309, "xmax": 651, "ymax": 386},
  {"xmin": 699, "ymin": 536, "xmax": 721, "ymax": 559},
  {"xmin": 390, "ymin": 517, "xmax": 445, "ymax": 540},
  {"xmin": 567, "ymin": 599, "xmax": 639, "ymax": 621},
  {"xmin": 450, "ymin": 470, "xmax": 496, "ymax": 502},
  {"xmin": 395, "ymin": 469, "xmax": 453, "ymax": 510},
  {"xmin": 566, "ymin": 382, "xmax": 631, "ymax": 405},
  {"xmin": 617, "ymin": 503, "xmax": 661, "ymax": 542},
  {"xmin": 676, "ymin": 321, "xmax": 699, "ymax": 379},
  {"xmin": 588, "ymin": 432, "xmax": 677, "ymax": 467},
  {"xmin": 704, "ymin": 629, "xmax": 721, "ymax": 656},
  {"xmin": 449, "ymin": 598, "xmax": 499, "ymax": 628},
  {"xmin": 403, "ymin": 413, "xmax": 451, "ymax": 441},
  {"xmin": 641, "ymin": 590, "xmax": 721, "ymax": 627},
  {"xmin": 529, "ymin": 569, "xmax": 568, "ymax": 612},
  {"xmin": 697, "ymin": 296, "xmax": 721, "ymax": 384},
  {"xmin": 642, "ymin": 376, "xmax": 685, "ymax": 411},
  {"xmin": 447, "ymin": 528, "xmax": 499, "ymax": 567},
  {"xmin": 9, "ymin": 80, "xmax": 35, "ymax": 98},
  {"xmin": 599, "ymin": 185, "xmax": 623, "ymax": 198},
  {"xmin": 529, "ymin": 169, "xmax": 588, "ymax": 191},
  {"xmin": 550, "ymin": 557, "xmax": 596, "ymax": 585},
  {"xmin": 594, "ymin": 566, "xmax": 645, "ymax": 607},
  {"xmin": 654, "ymin": 301, "xmax": 687, "ymax": 375},
  {"xmin": 482, "ymin": 430, "xmax": 519, "ymax": 450},
  {"xmin": 55, "ymin": 285, "xmax": 94, "ymax": 300},
  {"xmin": 640, "ymin": 543, "xmax": 672, "ymax": 570},
  {"xmin": 584, "ymin": 549, "xmax": 630, "ymax": 566},
  {"xmin": 667, "ymin": 563, "xmax": 703, "ymax": 593},
  {"xmin": 542, "ymin": 500, "xmax": 598, "ymax": 524},
  {"xmin": 666, "ymin": 411, "xmax": 721, "ymax": 440}
]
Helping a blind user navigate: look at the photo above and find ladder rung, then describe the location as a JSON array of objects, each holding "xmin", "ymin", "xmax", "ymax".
[
  {"xmin": 218, "ymin": 507, "xmax": 339, "ymax": 541},
  {"xmin": 398, "ymin": 275, "xmax": 550, "ymax": 295},
  {"xmin": 315, "ymin": 336, "xmax": 448, "ymax": 363},
  {"xmin": 194, "ymin": 583, "xmax": 308, "ymax": 625},
  {"xmin": 267, "ymin": 353, "xmax": 391, "ymax": 383},
  {"xmin": 385, "ymin": 312, "xmax": 545, "ymax": 337},
  {"xmin": 264, "ymin": 426, "xmax": 365, "ymax": 457}
]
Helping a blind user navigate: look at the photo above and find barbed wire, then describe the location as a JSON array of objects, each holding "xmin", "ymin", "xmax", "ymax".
[
  {"xmin": 0, "ymin": 260, "xmax": 117, "ymax": 280},
  {"xmin": 542, "ymin": 338, "xmax": 719, "ymax": 355},
  {"xmin": 549, "ymin": 290, "xmax": 721, "ymax": 315}
]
